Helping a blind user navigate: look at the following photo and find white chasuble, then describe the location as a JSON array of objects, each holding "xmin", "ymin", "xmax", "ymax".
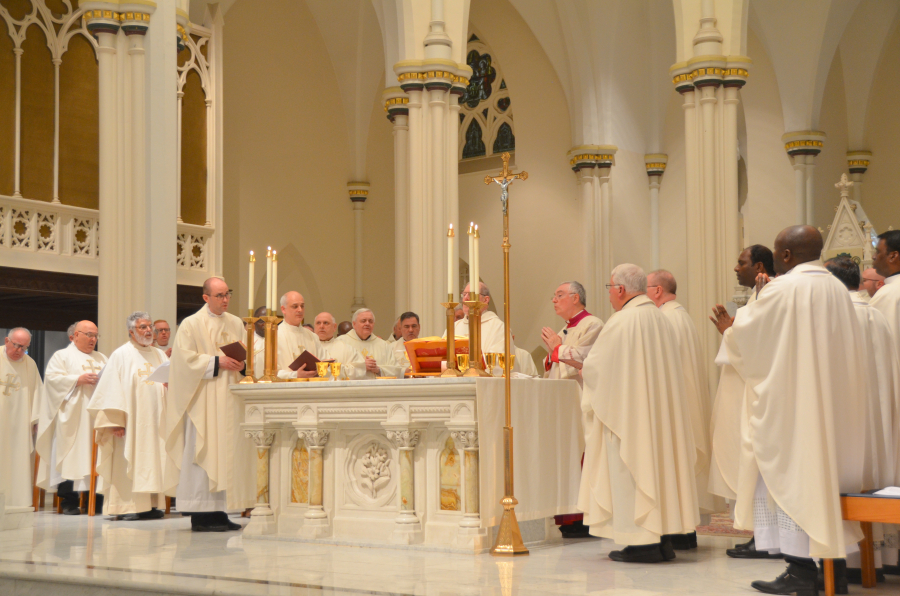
[
  {"xmin": 162, "ymin": 304, "xmax": 254, "ymax": 511},
  {"xmin": 578, "ymin": 295, "xmax": 699, "ymax": 544},
  {"xmin": 868, "ymin": 275, "xmax": 900, "ymax": 484},
  {"xmin": 514, "ymin": 346, "xmax": 539, "ymax": 377},
  {"xmin": 276, "ymin": 322, "xmax": 322, "ymax": 379},
  {"xmin": 707, "ymin": 355, "xmax": 747, "ymax": 501},
  {"xmin": 34, "ymin": 343, "xmax": 108, "ymax": 490},
  {"xmin": 338, "ymin": 331, "xmax": 404, "ymax": 379},
  {"xmin": 725, "ymin": 262, "xmax": 865, "ymax": 559},
  {"xmin": 319, "ymin": 338, "xmax": 365, "ymax": 380},
  {"xmin": 0, "ymin": 351, "xmax": 42, "ymax": 508},
  {"xmin": 446, "ymin": 310, "xmax": 514, "ymax": 356},
  {"xmin": 659, "ymin": 300, "xmax": 715, "ymax": 515},
  {"xmin": 544, "ymin": 311, "xmax": 603, "ymax": 381},
  {"xmin": 87, "ymin": 341, "xmax": 168, "ymax": 515}
]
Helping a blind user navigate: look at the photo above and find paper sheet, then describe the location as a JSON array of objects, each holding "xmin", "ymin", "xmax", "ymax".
[
  {"xmin": 873, "ymin": 487, "xmax": 900, "ymax": 497},
  {"xmin": 147, "ymin": 361, "xmax": 170, "ymax": 383}
]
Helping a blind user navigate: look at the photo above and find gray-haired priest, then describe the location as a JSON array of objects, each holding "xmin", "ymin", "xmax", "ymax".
[
  {"xmin": 338, "ymin": 309, "xmax": 404, "ymax": 379},
  {"xmin": 0, "ymin": 328, "xmax": 43, "ymax": 512},
  {"xmin": 163, "ymin": 277, "xmax": 255, "ymax": 532},
  {"xmin": 313, "ymin": 312, "xmax": 364, "ymax": 379},
  {"xmin": 541, "ymin": 281, "xmax": 603, "ymax": 381},
  {"xmin": 276, "ymin": 292, "xmax": 320, "ymax": 379},
  {"xmin": 87, "ymin": 312, "xmax": 168, "ymax": 520},
  {"xmin": 578, "ymin": 264, "xmax": 699, "ymax": 563},
  {"xmin": 446, "ymin": 282, "xmax": 514, "ymax": 355}
]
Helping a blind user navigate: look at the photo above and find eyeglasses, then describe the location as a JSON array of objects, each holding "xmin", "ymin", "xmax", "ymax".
[
  {"xmin": 605, "ymin": 284, "xmax": 623, "ymax": 290},
  {"xmin": 461, "ymin": 292, "xmax": 488, "ymax": 299},
  {"xmin": 155, "ymin": 328, "xmax": 171, "ymax": 334},
  {"xmin": 207, "ymin": 291, "xmax": 233, "ymax": 300},
  {"xmin": 7, "ymin": 340, "xmax": 28, "ymax": 351},
  {"xmin": 551, "ymin": 292, "xmax": 576, "ymax": 301},
  {"xmin": 77, "ymin": 332, "xmax": 100, "ymax": 339},
  {"xmin": 646, "ymin": 285, "xmax": 660, "ymax": 289},
  {"xmin": 862, "ymin": 278, "xmax": 881, "ymax": 283},
  {"xmin": 135, "ymin": 324, "xmax": 153, "ymax": 332}
]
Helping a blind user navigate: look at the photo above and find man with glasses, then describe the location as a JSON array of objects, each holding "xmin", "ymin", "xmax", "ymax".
[
  {"xmin": 446, "ymin": 282, "xmax": 514, "ymax": 356},
  {"xmin": 540, "ymin": 281, "xmax": 603, "ymax": 382},
  {"xmin": 153, "ymin": 320, "xmax": 173, "ymax": 358},
  {"xmin": 164, "ymin": 277, "xmax": 254, "ymax": 532},
  {"xmin": 0, "ymin": 328, "xmax": 43, "ymax": 515},
  {"xmin": 34, "ymin": 321, "xmax": 108, "ymax": 515},
  {"xmin": 861, "ymin": 267, "xmax": 885, "ymax": 300}
]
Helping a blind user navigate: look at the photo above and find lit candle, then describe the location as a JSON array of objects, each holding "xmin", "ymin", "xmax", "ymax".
[
  {"xmin": 473, "ymin": 225, "xmax": 480, "ymax": 298},
  {"xmin": 266, "ymin": 247, "xmax": 272, "ymax": 312},
  {"xmin": 467, "ymin": 223, "xmax": 475, "ymax": 298},
  {"xmin": 447, "ymin": 224, "xmax": 454, "ymax": 297},
  {"xmin": 248, "ymin": 251, "xmax": 255, "ymax": 316},
  {"xmin": 272, "ymin": 250, "xmax": 278, "ymax": 313}
]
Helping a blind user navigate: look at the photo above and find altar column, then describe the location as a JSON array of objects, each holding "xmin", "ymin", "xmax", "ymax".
[
  {"xmin": 298, "ymin": 429, "xmax": 330, "ymax": 538},
  {"xmin": 386, "ymin": 429, "xmax": 422, "ymax": 544},
  {"xmin": 243, "ymin": 428, "xmax": 277, "ymax": 535},
  {"xmin": 847, "ymin": 151, "xmax": 872, "ymax": 205},
  {"xmin": 450, "ymin": 429, "xmax": 486, "ymax": 549},
  {"xmin": 644, "ymin": 156, "xmax": 667, "ymax": 270},
  {"xmin": 783, "ymin": 131, "xmax": 825, "ymax": 225},
  {"xmin": 349, "ymin": 183, "xmax": 369, "ymax": 312},
  {"xmin": 385, "ymin": 90, "xmax": 410, "ymax": 316}
]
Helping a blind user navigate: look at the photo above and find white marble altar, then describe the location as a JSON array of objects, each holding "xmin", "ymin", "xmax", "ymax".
[
  {"xmin": 0, "ymin": 491, "xmax": 33, "ymax": 531},
  {"xmin": 231, "ymin": 377, "xmax": 584, "ymax": 553}
]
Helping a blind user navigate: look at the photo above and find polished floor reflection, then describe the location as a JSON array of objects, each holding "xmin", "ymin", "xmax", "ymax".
[{"xmin": 0, "ymin": 513, "xmax": 895, "ymax": 595}]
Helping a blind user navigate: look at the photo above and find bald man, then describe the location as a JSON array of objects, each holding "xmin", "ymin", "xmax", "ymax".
[
  {"xmin": 723, "ymin": 226, "xmax": 866, "ymax": 595},
  {"xmin": 314, "ymin": 312, "xmax": 365, "ymax": 380},
  {"xmin": 861, "ymin": 268, "xmax": 885, "ymax": 300},
  {"xmin": 276, "ymin": 292, "xmax": 320, "ymax": 379}
]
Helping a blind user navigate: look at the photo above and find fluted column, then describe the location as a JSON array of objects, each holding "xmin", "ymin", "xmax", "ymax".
[
  {"xmin": 243, "ymin": 429, "xmax": 277, "ymax": 535},
  {"xmin": 783, "ymin": 131, "xmax": 825, "ymax": 225},
  {"xmin": 398, "ymin": 68, "xmax": 425, "ymax": 322},
  {"xmin": 298, "ymin": 429, "xmax": 330, "ymax": 538},
  {"xmin": 847, "ymin": 151, "xmax": 871, "ymax": 205},
  {"xmin": 349, "ymin": 183, "xmax": 369, "ymax": 313},
  {"xmin": 386, "ymin": 429, "xmax": 422, "ymax": 544},
  {"xmin": 385, "ymin": 89, "xmax": 410, "ymax": 316},
  {"xmin": 645, "ymin": 156, "xmax": 667, "ymax": 269},
  {"xmin": 447, "ymin": 79, "xmax": 465, "ymax": 300},
  {"xmin": 722, "ymin": 67, "xmax": 748, "ymax": 297},
  {"xmin": 426, "ymin": 70, "xmax": 451, "ymax": 330}
]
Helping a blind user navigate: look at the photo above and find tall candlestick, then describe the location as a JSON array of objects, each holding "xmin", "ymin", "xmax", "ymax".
[
  {"xmin": 468, "ymin": 223, "xmax": 475, "ymax": 296},
  {"xmin": 272, "ymin": 250, "xmax": 278, "ymax": 311},
  {"xmin": 473, "ymin": 224, "xmax": 480, "ymax": 296},
  {"xmin": 266, "ymin": 247, "xmax": 272, "ymax": 313},
  {"xmin": 248, "ymin": 251, "xmax": 255, "ymax": 316},
  {"xmin": 447, "ymin": 224, "xmax": 454, "ymax": 296}
]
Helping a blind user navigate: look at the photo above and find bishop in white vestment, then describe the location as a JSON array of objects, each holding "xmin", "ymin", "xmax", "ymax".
[
  {"xmin": 34, "ymin": 321, "xmax": 107, "ymax": 514},
  {"xmin": 314, "ymin": 312, "xmax": 365, "ymax": 380},
  {"xmin": 87, "ymin": 313, "xmax": 168, "ymax": 518},
  {"xmin": 338, "ymin": 309, "xmax": 404, "ymax": 379},
  {"xmin": 578, "ymin": 264, "xmax": 699, "ymax": 564},
  {"xmin": 276, "ymin": 292, "xmax": 321, "ymax": 379},
  {"xmin": 163, "ymin": 278, "xmax": 254, "ymax": 531},
  {"xmin": 445, "ymin": 282, "xmax": 514, "ymax": 355},
  {"xmin": 0, "ymin": 328, "xmax": 43, "ymax": 510},
  {"xmin": 541, "ymin": 281, "xmax": 603, "ymax": 382}
]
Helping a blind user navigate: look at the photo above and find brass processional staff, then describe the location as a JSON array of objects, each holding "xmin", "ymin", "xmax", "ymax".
[{"xmin": 484, "ymin": 152, "xmax": 529, "ymax": 556}]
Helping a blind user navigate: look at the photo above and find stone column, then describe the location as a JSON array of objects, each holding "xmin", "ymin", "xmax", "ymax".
[
  {"xmin": 450, "ymin": 429, "xmax": 486, "ymax": 548},
  {"xmin": 385, "ymin": 90, "xmax": 410, "ymax": 315},
  {"xmin": 722, "ymin": 67, "xmax": 748, "ymax": 298},
  {"xmin": 349, "ymin": 183, "xmax": 369, "ymax": 312},
  {"xmin": 52, "ymin": 56, "xmax": 61, "ymax": 203},
  {"xmin": 386, "ymin": 429, "xmax": 422, "ymax": 544},
  {"xmin": 243, "ymin": 429, "xmax": 277, "ymax": 535},
  {"xmin": 175, "ymin": 90, "xmax": 183, "ymax": 222},
  {"xmin": 783, "ymin": 131, "xmax": 825, "ymax": 225},
  {"xmin": 426, "ymin": 73, "xmax": 451, "ymax": 328},
  {"xmin": 13, "ymin": 46, "xmax": 22, "ymax": 197},
  {"xmin": 644, "ymin": 155, "xmax": 667, "ymax": 270},
  {"xmin": 847, "ymin": 151, "xmax": 871, "ymax": 205},
  {"xmin": 299, "ymin": 429, "xmax": 330, "ymax": 538},
  {"xmin": 398, "ymin": 68, "xmax": 425, "ymax": 321},
  {"xmin": 447, "ymin": 80, "xmax": 465, "ymax": 298}
]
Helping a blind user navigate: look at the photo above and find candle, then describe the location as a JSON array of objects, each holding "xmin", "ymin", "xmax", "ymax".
[
  {"xmin": 266, "ymin": 247, "xmax": 272, "ymax": 312},
  {"xmin": 248, "ymin": 251, "xmax": 255, "ymax": 316},
  {"xmin": 447, "ymin": 224, "xmax": 454, "ymax": 297},
  {"xmin": 473, "ymin": 225, "xmax": 480, "ymax": 298},
  {"xmin": 272, "ymin": 250, "xmax": 278, "ymax": 312},
  {"xmin": 467, "ymin": 223, "xmax": 475, "ymax": 298}
]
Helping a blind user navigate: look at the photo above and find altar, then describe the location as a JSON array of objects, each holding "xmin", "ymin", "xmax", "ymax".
[{"xmin": 230, "ymin": 377, "xmax": 584, "ymax": 553}]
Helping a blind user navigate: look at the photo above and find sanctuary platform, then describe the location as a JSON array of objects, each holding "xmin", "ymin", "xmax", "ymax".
[{"xmin": 231, "ymin": 377, "xmax": 584, "ymax": 552}]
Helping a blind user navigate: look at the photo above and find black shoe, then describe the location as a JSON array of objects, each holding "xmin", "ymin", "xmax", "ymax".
[
  {"xmin": 727, "ymin": 538, "xmax": 783, "ymax": 559},
  {"xmin": 666, "ymin": 532, "xmax": 697, "ymax": 550},
  {"xmin": 750, "ymin": 570, "xmax": 817, "ymax": 596},
  {"xmin": 119, "ymin": 513, "xmax": 141, "ymax": 521},
  {"xmin": 882, "ymin": 563, "xmax": 900, "ymax": 576},
  {"xmin": 214, "ymin": 512, "xmax": 241, "ymax": 531},
  {"xmin": 559, "ymin": 520, "xmax": 592, "ymax": 538},
  {"xmin": 62, "ymin": 505, "xmax": 81, "ymax": 516},
  {"xmin": 845, "ymin": 566, "xmax": 885, "ymax": 584},
  {"xmin": 734, "ymin": 536, "xmax": 755, "ymax": 551},
  {"xmin": 816, "ymin": 559, "xmax": 848, "ymax": 594},
  {"xmin": 139, "ymin": 508, "xmax": 165, "ymax": 520},
  {"xmin": 609, "ymin": 543, "xmax": 666, "ymax": 563},
  {"xmin": 660, "ymin": 537, "xmax": 676, "ymax": 561}
]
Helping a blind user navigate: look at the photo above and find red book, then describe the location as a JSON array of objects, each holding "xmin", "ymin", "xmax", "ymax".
[
  {"xmin": 289, "ymin": 349, "xmax": 320, "ymax": 372},
  {"xmin": 219, "ymin": 341, "xmax": 247, "ymax": 362}
]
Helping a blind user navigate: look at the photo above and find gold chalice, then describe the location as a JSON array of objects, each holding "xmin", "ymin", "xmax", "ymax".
[
  {"xmin": 316, "ymin": 361, "xmax": 331, "ymax": 379},
  {"xmin": 485, "ymin": 352, "xmax": 500, "ymax": 377},
  {"xmin": 498, "ymin": 353, "xmax": 516, "ymax": 376},
  {"xmin": 330, "ymin": 362, "xmax": 342, "ymax": 380},
  {"xmin": 456, "ymin": 353, "xmax": 470, "ymax": 373}
]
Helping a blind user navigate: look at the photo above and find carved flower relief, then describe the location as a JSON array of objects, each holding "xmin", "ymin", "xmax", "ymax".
[
  {"xmin": 356, "ymin": 443, "xmax": 391, "ymax": 499},
  {"xmin": 836, "ymin": 223, "xmax": 856, "ymax": 247}
]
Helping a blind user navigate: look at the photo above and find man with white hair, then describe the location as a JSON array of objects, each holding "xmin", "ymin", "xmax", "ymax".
[
  {"xmin": 445, "ymin": 282, "xmax": 514, "ymax": 355},
  {"xmin": 578, "ymin": 263, "xmax": 699, "ymax": 563},
  {"xmin": 338, "ymin": 309, "xmax": 404, "ymax": 379},
  {"xmin": 0, "ymin": 327, "xmax": 43, "ymax": 512},
  {"xmin": 34, "ymin": 320, "xmax": 108, "ymax": 515},
  {"xmin": 87, "ymin": 312, "xmax": 169, "ymax": 520},
  {"xmin": 313, "ymin": 312, "xmax": 364, "ymax": 379},
  {"xmin": 276, "ymin": 292, "xmax": 320, "ymax": 379},
  {"xmin": 540, "ymin": 281, "xmax": 603, "ymax": 381}
]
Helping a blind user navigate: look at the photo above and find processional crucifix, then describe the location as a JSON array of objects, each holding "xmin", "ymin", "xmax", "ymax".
[{"xmin": 483, "ymin": 152, "xmax": 529, "ymax": 556}]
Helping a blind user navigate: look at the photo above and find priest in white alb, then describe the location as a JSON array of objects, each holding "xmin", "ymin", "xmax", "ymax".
[
  {"xmin": 541, "ymin": 281, "xmax": 603, "ymax": 382},
  {"xmin": 87, "ymin": 312, "xmax": 168, "ymax": 520},
  {"xmin": 34, "ymin": 320, "xmax": 107, "ymax": 515},
  {"xmin": 578, "ymin": 264, "xmax": 699, "ymax": 563},
  {"xmin": 163, "ymin": 277, "xmax": 254, "ymax": 531},
  {"xmin": 724, "ymin": 226, "xmax": 866, "ymax": 596},
  {"xmin": 0, "ymin": 328, "xmax": 43, "ymax": 512},
  {"xmin": 313, "ymin": 312, "xmax": 365, "ymax": 379},
  {"xmin": 338, "ymin": 309, "xmax": 404, "ymax": 379},
  {"xmin": 276, "ymin": 291, "xmax": 320, "ymax": 379},
  {"xmin": 445, "ymin": 282, "xmax": 514, "ymax": 355}
]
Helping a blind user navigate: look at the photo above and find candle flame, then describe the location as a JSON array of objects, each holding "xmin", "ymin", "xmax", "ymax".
[
  {"xmin": 468, "ymin": 222, "xmax": 474, "ymax": 234},
  {"xmin": 474, "ymin": 225, "xmax": 480, "ymax": 238},
  {"xmin": 448, "ymin": 223, "xmax": 454, "ymax": 237}
]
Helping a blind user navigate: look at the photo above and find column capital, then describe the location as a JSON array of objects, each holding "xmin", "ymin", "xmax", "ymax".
[
  {"xmin": 645, "ymin": 154, "xmax": 668, "ymax": 177},
  {"xmin": 386, "ymin": 429, "xmax": 420, "ymax": 450},
  {"xmin": 847, "ymin": 150, "xmax": 872, "ymax": 175},
  {"xmin": 299, "ymin": 429, "xmax": 330, "ymax": 448},
  {"xmin": 245, "ymin": 428, "xmax": 277, "ymax": 447},
  {"xmin": 82, "ymin": 7, "xmax": 122, "ymax": 38},
  {"xmin": 783, "ymin": 130, "xmax": 826, "ymax": 158},
  {"xmin": 394, "ymin": 60, "xmax": 471, "ymax": 94},
  {"xmin": 567, "ymin": 145, "xmax": 617, "ymax": 172},
  {"xmin": 383, "ymin": 87, "xmax": 409, "ymax": 122},
  {"xmin": 671, "ymin": 56, "xmax": 749, "ymax": 93},
  {"xmin": 348, "ymin": 181, "xmax": 369, "ymax": 205},
  {"xmin": 450, "ymin": 429, "xmax": 478, "ymax": 450}
]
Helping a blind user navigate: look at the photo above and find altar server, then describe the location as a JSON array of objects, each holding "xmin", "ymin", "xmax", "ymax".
[
  {"xmin": 163, "ymin": 277, "xmax": 254, "ymax": 531},
  {"xmin": 0, "ymin": 328, "xmax": 42, "ymax": 510},
  {"xmin": 339, "ymin": 309, "xmax": 404, "ymax": 379},
  {"xmin": 88, "ymin": 312, "xmax": 168, "ymax": 519},
  {"xmin": 446, "ymin": 282, "xmax": 514, "ymax": 355},
  {"xmin": 34, "ymin": 320, "xmax": 108, "ymax": 515},
  {"xmin": 647, "ymin": 270, "xmax": 715, "ymax": 549},
  {"xmin": 313, "ymin": 312, "xmax": 364, "ymax": 379},
  {"xmin": 724, "ymin": 226, "xmax": 865, "ymax": 595},
  {"xmin": 541, "ymin": 281, "xmax": 603, "ymax": 381},
  {"xmin": 276, "ymin": 292, "xmax": 320, "ymax": 379},
  {"xmin": 578, "ymin": 264, "xmax": 699, "ymax": 563}
]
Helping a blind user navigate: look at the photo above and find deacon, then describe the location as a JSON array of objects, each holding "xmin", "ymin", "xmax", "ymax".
[
  {"xmin": 339, "ymin": 309, "xmax": 404, "ymax": 379},
  {"xmin": 276, "ymin": 292, "xmax": 320, "ymax": 379},
  {"xmin": 578, "ymin": 264, "xmax": 699, "ymax": 563},
  {"xmin": 862, "ymin": 267, "xmax": 885, "ymax": 299},
  {"xmin": 446, "ymin": 282, "xmax": 514, "ymax": 354},
  {"xmin": 724, "ymin": 226, "xmax": 865, "ymax": 595},
  {"xmin": 163, "ymin": 277, "xmax": 254, "ymax": 532},
  {"xmin": 153, "ymin": 320, "xmax": 173, "ymax": 358},
  {"xmin": 87, "ymin": 312, "xmax": 168, "ymax": 520},
  {"xmin": 252, "ymin": 306, "xmax": 266, "ymax": 378},
  {"xmin": 34, "ymin": 321, "xmax": 108, "ymax": 515},
  {"xmin": 541, "ymin": 281, "xmax": 603, "ymax": 382},
  {"xmin": 0, "ymin": 328, "xmax": 43, "ymax": 511},
  {"xmin": 313, "ymin": 312, "xmax": 364, "ymax": 379},
  {"xmin": 647, "ymin": 269, "xmax": 714, "ymax": 549}
]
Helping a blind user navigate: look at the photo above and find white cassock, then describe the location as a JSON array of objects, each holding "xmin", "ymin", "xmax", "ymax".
[
  {"xmin": 252, "ymin": 333, "xmax": 265, "ymax": 379},
  {"xmin": 725, "ymin": 262, "xmax": 865, "ymax": 559},
  {"xmin": 445, "ymin": 310, "xmax": 514, "ymax": 355},
  {"xmin": 390, "ymin": 337, "xmax": 411, "ymax": 369},
  {"xmin": 543, "ymin": 310, "xmax": 604, "ymax": 381},
  {"xmin": 87, "ymin": 340, "xmax": 168, "ymax": 515},
  {"xmin": 277, "ymin": 322, "xmax": 322, "ymax": 379},
  {"xmin": 659, "ymin": 300, "xmax": 716, "ymax": 517},
  {"xmin": 0, "ymin": 350, "xmax": 42, "ymax": 508},
  {"xmin": 869, "ymin": 273, "xmax": 900, "ymax": 483},
  {"xmin": 162, "ymin": 304, "xmax": 255, "ymax": 512},
  {"xmin": 514, "ymin": 346, "xmax": 539, "ymax": 377},
  {"xmin": 319, "ymin": 338, "xmax": 366, "ymax": 380},
  {"xmin": 34, "ymin": 343, "xmax": 108, "ymax": 491},
  {"xmin": 578, "ymin": 295, "xmax": 699, "ymax": 545},
  {"xmin": 338, "ymin": 331, "xmax": 405, "ymax": 379}
]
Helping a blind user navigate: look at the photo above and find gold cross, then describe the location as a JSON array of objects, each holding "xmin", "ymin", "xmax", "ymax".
[
  {"xmin": 484, "ymin": 152, "xmax": 528, "ymax": 215},
  {"xmin": 137, "ymin": 362, "xmax": 154, "ymax": 385},
  {"xmin": 0, "ymin": 373, "xmax": 20, "ymax": 396},
  {"xmin": 361, "ymin": 349, "xmax": 370, "ymax": 358},
  {"xmin": 82, "ymin": 359, "xmax": 101, "ymax": 374}
]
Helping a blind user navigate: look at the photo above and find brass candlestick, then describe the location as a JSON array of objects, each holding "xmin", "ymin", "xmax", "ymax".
[
  {"xmin": 239, "ymin": 313, "xmax": 261, "ymax": 383},
  {"xmin": 440, "ymin": 295, "xmax": 462, "ymax": 377},
  {"xmin": 462, "ymin": 299, "xmax": 491, "ymax": 377},
  {"xmin": 485, "ymin": 151, "xmax": 529, "ymax": 556},
  {"xmin": 258, "ymin": 313, "xmax": 284, "ymax": 383}
]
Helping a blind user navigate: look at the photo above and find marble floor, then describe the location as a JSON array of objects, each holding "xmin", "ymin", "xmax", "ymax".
[{"xmin": 0, "ymin": 513, "xmax": 896, "ymax": 596}]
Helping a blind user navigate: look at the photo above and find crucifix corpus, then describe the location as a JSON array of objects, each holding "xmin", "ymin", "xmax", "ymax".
[{"xmin": 483, "ymin": 151, "xmax": 529, "ymax": 556}]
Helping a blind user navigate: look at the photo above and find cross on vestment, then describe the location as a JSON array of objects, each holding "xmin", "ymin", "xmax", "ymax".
[
  {"xmin": 137, "ymin": 362, "xmax": 154, "ymax": 385},
  {"xmin": 484, "ymin": 152, "xmax": 528, "ymax": 215},
  {"xmin": 0, "ymin": 373, "xmax": 20, "ymax": 396},
  {"xmin": 82, "ymin": 359, "xmax": 101, "ymax": 374},
  {"xmin": 219, "ymin": 331, "xmax": 233, "ymax": 346}
]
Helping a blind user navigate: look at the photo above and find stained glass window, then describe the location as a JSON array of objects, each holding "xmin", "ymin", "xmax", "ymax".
[
  {"xmin": 462, "ymin": 120, "xmax": 486, "ymax": 159},
  {"xmin": 458, "ymin": 34, "xmax": 515, "ymax": 162},
  {"xmin": 493, "ymin": 123, "xmax": 515, "ymax": 154}
]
